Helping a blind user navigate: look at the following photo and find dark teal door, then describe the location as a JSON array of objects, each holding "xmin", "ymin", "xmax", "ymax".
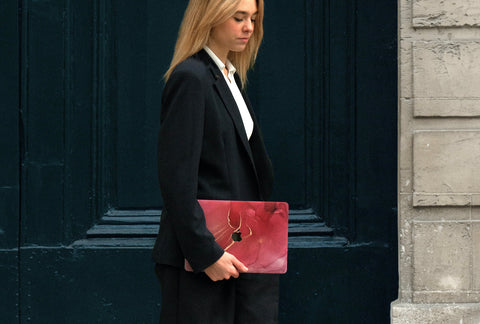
[
  {"xmin": 1, "ymin": 0, "xmax": 397, "ymax": 322},
  {"xmin": 1, "ymin": 1, "xmax": 20, "ymax": 322}
]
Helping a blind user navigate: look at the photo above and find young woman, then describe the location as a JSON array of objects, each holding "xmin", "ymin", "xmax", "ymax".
[{"xmin": 152, "ymin": 0, "xmax": 279, "ymax": 322}]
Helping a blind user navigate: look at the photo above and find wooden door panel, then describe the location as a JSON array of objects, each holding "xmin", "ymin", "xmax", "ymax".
[{"xmin": 249, "ymin": 0, "xmax": 307, "ymax": 207}]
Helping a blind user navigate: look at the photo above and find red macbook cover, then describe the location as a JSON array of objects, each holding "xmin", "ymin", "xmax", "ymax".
[{"xmin": 185, "ymin": 200, "xmax": 289, "ymax": 274}]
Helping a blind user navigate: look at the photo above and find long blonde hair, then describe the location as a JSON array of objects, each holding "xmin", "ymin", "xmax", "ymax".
[{"xmin": 164, "ymin": 0, "xmax": 264, "ymax": 88}]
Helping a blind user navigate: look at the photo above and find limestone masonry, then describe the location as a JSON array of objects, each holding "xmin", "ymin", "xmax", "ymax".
[{"xmin": 392, "ymin": 0, "xmax": 480, "ymax": 322}]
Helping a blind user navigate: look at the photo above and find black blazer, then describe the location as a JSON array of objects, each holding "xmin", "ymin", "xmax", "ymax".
[{"xmin": 152, "ymin": 50, "xmax": 274, "ymax": 272}]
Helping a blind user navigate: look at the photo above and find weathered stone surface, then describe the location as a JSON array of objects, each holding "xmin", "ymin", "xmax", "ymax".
[
  {"xmin": 413, "ymin": 41, "xmax": 480, "ymax": 117},
  {"xmin": 392, "ymin": 302, "xmax": 480, "ymax": 324},
  {"xmin": 413, "ymin": 0, "xmax": 480, "ymax": 27},
  {"xmin": 413, "ymin": 205, "xmax": 470, "ymax": 222},
  {"xmin": 399, "ymin": 99, "xmax": 413, "ymax": 171},
  {"xmin": 413, "ymin": 194, "xmax": 472, "ymax": 207},
  {"xmin": 413, "ymin": 222, "xmax": 471, "ymax": 292},
  {"xmin": 413, "ymin": 291, "xmax": 480, "ymax": 304},
  {"xmin": 396, "ymin": 0, "xmax": 480, "ymax": 321},
  {"xmin": 414, "ymin": 99, "xmax": 480, "ymax": 117},
  {"xmin": 473, "ymin": 208, "xmax": 480, "ymax": 221},
  {"xmin": 398, "ymin": 195, "xmax": 414, "ymax": 301},
  {"xmin": 473, "ymin": 222, "xmax": 480, "ymax": 290},
  {"xmin": 413, "ymin": 131, "xmax": 480, "ymax": 206}
]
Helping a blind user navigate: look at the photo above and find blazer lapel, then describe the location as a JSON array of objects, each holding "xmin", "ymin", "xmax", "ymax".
[
  {"xmin": 204, "ymin": 63, "xmax": 255, "ymax": 159},
  {"xmin": 235, "ymin": 74, "xmax": 258, "ymax": 134},
  {"xmin": 197, "ymin": 52, "xmax": 250, "ymax": 147},
  {"xmin": 197, "ymin": 50, "xmax": 263, "ymax": 193},
  {"xmin": 215, "ymin": 78, "xmax": 251, "ymax": 141},
  {"xmin": 237, "ymin": 76, "xmax": 274, "ymax": 200},
  {"xmin": 213, "ymin": 75, "xmax": 259, "ymax": 166}
]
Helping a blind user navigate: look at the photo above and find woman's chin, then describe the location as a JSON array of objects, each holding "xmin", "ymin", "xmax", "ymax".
[{"xmin": 231, "ymin": 44, "xmax": 248, "ymax": 53}]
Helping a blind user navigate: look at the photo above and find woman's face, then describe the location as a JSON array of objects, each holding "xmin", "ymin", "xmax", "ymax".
[{"xmin": 208, "ymin": 0, "xmax": 258, "ymax": 61}]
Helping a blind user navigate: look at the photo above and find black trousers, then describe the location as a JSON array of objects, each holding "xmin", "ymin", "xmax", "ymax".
[{"xmin": 155, "ymin": 264, "xmax": 279, "ymax": 324}]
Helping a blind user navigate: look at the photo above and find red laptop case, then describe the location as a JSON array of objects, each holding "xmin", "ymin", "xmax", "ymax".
[{"xmin": 185, "ymin": 200, "xmax": 289, "ymax": 274}]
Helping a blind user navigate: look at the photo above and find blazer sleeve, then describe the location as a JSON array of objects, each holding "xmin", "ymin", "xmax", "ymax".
[{"xmin": 157, "ymin": 67, "xmax": 224, "ymax": 272}]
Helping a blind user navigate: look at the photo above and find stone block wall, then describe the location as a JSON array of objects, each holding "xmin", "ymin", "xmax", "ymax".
[{"xmin": 393, "ymin": 0, "xmax": 480, "ymax": 322}]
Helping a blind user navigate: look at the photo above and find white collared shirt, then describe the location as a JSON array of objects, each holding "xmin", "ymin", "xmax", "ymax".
[{"xmin": 204, "ymin": 46, "xmax": 254, "ymax": 140}]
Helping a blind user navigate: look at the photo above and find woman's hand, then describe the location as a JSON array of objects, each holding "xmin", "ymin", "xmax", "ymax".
[{"xmin": 204, "ymin": 252, "xmax": 248, "ymax": 281}]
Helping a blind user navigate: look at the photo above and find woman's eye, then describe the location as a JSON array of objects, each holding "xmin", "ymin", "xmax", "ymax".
[{"xmin": 233, "ymin": 17, "xmax": 255, "ymax": 23}]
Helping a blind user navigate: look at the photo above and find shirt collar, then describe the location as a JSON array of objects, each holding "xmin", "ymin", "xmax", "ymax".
[{"xmin": 203, "ymin": 46, "xmax": 236, "ymax": 76}]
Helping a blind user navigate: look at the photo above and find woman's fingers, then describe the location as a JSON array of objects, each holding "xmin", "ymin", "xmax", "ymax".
[
  {"xmin": 228, "ymin": 253, "xmax": 248, "ymax": 273},
  {"xmin": 203, "ymin": 252, "xmax": 248, "ymax": 281}
]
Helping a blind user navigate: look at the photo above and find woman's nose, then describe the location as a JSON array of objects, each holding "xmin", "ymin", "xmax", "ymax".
[{"xmin": 244, "ymin": 20, "xmax": 254, "ymax": 32}]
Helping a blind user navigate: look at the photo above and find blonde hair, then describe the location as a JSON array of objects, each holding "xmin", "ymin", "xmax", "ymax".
[{"xmin": 164, "ymin": 0, "xmax": 264, "ymax": 88}]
